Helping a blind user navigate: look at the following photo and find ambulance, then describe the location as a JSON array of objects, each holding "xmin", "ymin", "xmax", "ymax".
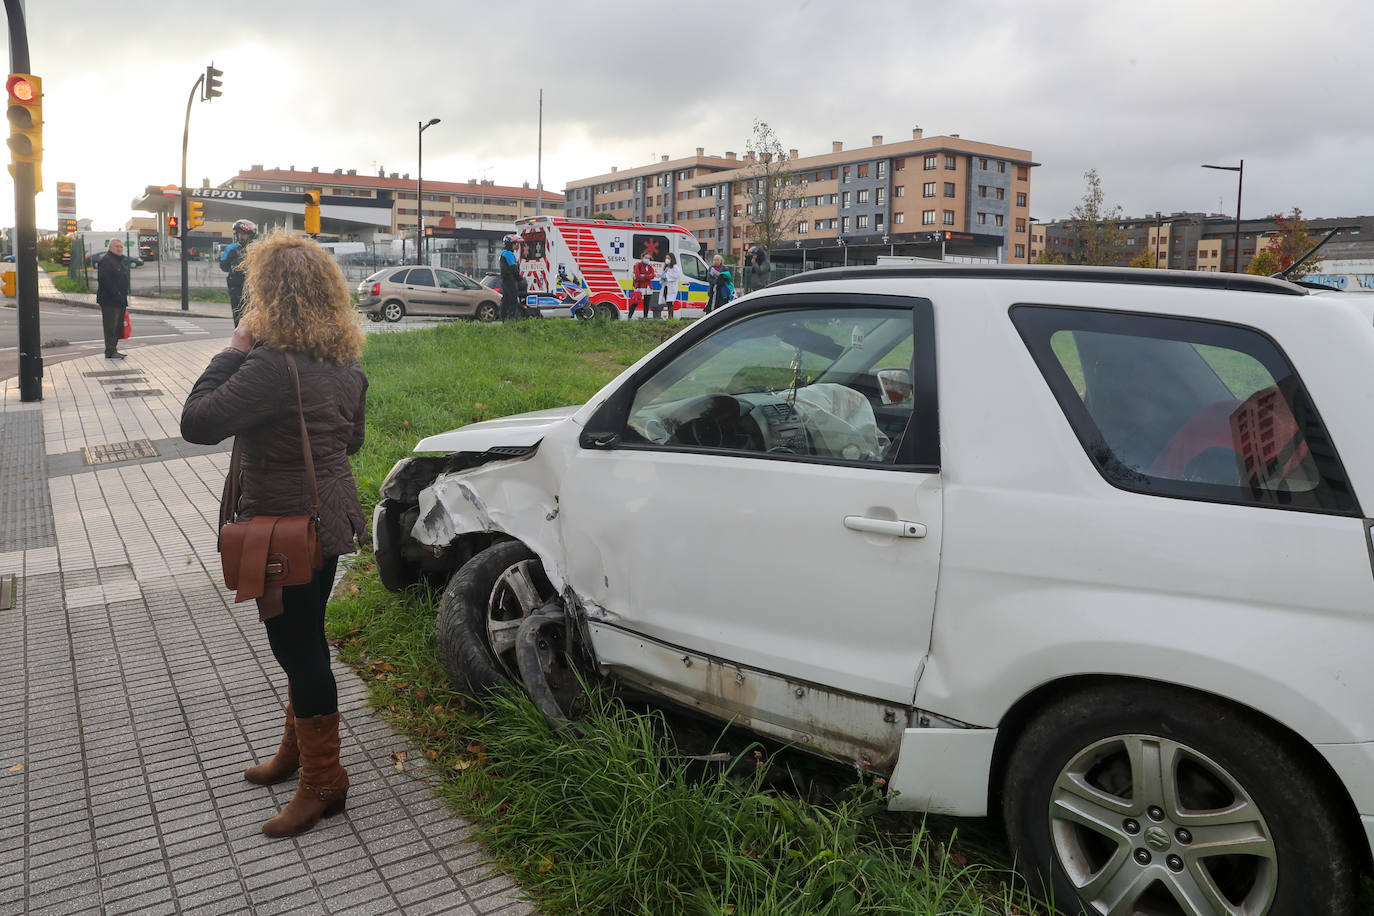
[{"xmin": 515, "ymin": 216, "xmax": 713, "ymax": 319}]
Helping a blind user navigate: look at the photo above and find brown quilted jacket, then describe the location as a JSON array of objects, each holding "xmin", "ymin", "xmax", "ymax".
[{"xmin": 181, "ymin": 346, "xmax": 369, "ymax": 557}]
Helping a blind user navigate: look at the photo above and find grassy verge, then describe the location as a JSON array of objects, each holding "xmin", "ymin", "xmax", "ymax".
[{"xmin": 331, "ymin": 320, "xmax": 1038, "ymax": 915}]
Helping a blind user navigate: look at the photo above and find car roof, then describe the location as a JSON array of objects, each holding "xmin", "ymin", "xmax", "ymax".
[{"xmin": 770, "ymin": 263, "xmax": 1311, "ymax": 297}]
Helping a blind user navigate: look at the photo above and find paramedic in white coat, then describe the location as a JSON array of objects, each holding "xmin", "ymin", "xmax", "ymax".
[{"xmin": 657, "ymin": 253, "xmax": 684, "ymax": 319}]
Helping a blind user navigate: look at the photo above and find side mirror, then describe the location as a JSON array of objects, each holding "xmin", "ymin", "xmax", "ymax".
[{"xmin": 876, "ymin": 367, "xmax": 913, "ymax": 405}]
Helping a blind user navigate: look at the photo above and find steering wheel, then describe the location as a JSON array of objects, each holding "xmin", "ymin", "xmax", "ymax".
[{"xmin": 664, "ymin": 394, "xmax": 766, "ymax": 452}]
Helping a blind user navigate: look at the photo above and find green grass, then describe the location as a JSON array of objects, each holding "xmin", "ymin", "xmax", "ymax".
[{"xmin": 333, "ymin": 320, "xmax": 1039, "ymax": 915}]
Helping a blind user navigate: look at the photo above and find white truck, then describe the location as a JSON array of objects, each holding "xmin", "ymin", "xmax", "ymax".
[{"xmin": 515, "ymin": 216, "xmax": 713, "ymax": 319}]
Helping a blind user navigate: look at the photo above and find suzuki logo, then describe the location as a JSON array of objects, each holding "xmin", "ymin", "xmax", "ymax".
[
  {"xmin": 610, "ymin": 237, "xmax": 624, "ymax": 254},
  {"xmin": 1144, "ymin": 826, "xmax": 1170, "ymax": 851}
]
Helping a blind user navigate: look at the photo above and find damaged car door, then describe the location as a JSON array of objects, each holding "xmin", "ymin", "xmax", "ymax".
[{"xmin": 561, "ymin": 294, "xmax": 942, "ymax": 764}]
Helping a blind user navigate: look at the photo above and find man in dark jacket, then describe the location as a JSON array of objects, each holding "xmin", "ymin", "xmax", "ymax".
[
  {"xmin": 220, "ymin": 219, "xmax": 257, "ymax": 325},
  {"xmin": 97, "ymin": 239, "xmax": 131, "ymax": 359},
  {"xmin": 498, "ymin": 233, "xmax": 527, "ymax": 320}
]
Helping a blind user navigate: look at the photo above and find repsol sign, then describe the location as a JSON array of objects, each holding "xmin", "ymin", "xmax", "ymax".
[{"xmin": 189, "ymin": 188, "xmax": 246, "ymax": 199}]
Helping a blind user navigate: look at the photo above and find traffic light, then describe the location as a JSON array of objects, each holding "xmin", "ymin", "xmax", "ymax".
[
  {"xmin": 205, "ymin": 64, "xmax": 223, "ymax": 100},
  {"xmin": 303, "ymin": 189, "xmax": 321, "ymax": 235},
  {"xmin": 188, "ymin": 200, "xmax": 204, "ymax": 230},
  {"xmin": 167, "ymin": 215, "xmax": 180, "ymax": 238},
  {"xmin": 6, "ymin": 73, "xmax": 42, "ymax": 192}
]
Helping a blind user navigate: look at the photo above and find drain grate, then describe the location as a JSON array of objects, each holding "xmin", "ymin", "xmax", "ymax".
[
  {"xmin": 98, "ymin": 377, "xmax": 147, "ymax": 385},
  {"xmin": 84, "ymin": 368, "xmax": 146, "ymax": 378},
  {"xmin": 82, "ymin": 439, "xmax": 160, "ymax": 465},
  {"xmin": 0, "ymin": 574, "xmax": 13, "ymax": 610},
  {"xmin": 109, "ymin": 389, "xmax": 164, "ymax": 399}
]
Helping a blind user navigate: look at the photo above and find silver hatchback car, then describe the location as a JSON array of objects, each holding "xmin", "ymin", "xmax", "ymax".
[{"xmin": 357, "ymin": 265, "xmax": 502, "ymax": 322}]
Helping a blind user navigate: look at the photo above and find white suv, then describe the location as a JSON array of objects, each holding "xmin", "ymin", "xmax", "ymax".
[{"xmin": 374, "ymin": 264, "xmax": 1374, "ymax": 916}]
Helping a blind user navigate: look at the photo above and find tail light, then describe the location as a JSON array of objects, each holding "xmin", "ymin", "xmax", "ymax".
[{"xmin": 370, "ymin": 282, "xmax": 380, "ymax": 297}]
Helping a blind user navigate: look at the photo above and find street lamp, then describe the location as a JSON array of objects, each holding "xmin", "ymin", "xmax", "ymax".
[
  {"xmin": 417, "ymin": 117, "xmax": 441, "ymax": 263},
  {"xmin": 1201, "ymin": 160, "xmax": 1243, "ymax": 273}
]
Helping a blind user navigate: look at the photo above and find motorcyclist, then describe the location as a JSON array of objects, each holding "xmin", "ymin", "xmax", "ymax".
[
  {"xmin": 219, "ymin": 219, "xmax": 258, "ymax": 326},
  {"xmin": 498, "ymin": 233, "xmax": 527, "ymax": 320}
]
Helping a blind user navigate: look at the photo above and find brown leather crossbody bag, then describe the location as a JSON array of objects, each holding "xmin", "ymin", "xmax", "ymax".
[{"xmin": 218, "ymin": 352, "xmax": 323, "ymax": 620}]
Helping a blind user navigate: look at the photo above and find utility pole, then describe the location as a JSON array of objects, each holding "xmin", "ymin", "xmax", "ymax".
[
  {"xmin": 181, "ymin": 63, "xmax": 222, "ymax": 310},
  {"xmin": 4, "ymin": 0, "xmax": 41, "ymax": 400}
]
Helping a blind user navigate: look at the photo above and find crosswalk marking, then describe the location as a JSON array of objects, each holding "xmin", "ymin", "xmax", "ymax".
[{"xmin": 163, "ymin": 318, "xmax": 209, "ymax": 335}]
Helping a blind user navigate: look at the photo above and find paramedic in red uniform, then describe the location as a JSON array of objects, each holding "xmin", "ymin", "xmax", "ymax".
[{"xmin": 630, "ymin": 252, "xmax": 655, "ymax": 320}]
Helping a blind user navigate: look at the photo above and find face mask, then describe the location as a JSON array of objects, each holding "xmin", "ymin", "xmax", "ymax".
[{"xmin": 642, "ymin": 257, "xmax": 650, "ymax": 263}]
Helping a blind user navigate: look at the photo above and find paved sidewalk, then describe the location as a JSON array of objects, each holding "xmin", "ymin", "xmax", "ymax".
[{"xmin": 0, "ymin": 338, "xmax": 533, "ymax": 915}]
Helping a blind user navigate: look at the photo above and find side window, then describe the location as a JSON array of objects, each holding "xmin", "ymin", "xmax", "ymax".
[
  {"xmin": 436, "ymin": 270, "xmax": 463, "ymax": 289},
  {"xmin": 388, "ymin": 269, "xmax": 411, "ymax": 284},
  {"xmin": 680, "ymin": 254, "xmax": 707, "ymax": 281},
  {"xmin": 407, "ymin": 269, "xmax": 435, "ymax": 287},
  {"xmin": 619, "ymin": 305, "xmax": 924, "ymax": 467},
  {"xmin": 1012, "ymin": 306, "xmax": 1357, "ymax": 514}
]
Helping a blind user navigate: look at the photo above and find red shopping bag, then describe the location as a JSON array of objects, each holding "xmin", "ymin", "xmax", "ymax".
[
  {"xmin": 628, "ymin": 290, "xmax": 642, "ymax": 307},
  {"xmin": 120, "ymin": 312, "xmax": 132, "ymax": 339}
]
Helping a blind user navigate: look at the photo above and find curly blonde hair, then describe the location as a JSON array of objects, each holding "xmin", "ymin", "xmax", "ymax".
[{"xmin": 240, "ymin": 232, "xmax": 364, "ymax": 365}]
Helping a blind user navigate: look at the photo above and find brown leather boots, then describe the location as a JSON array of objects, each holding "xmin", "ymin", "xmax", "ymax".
[
  {"xmin": 249, "ymin": 706, "xmax": 350, "ymax": 838},
  {"xmin": 244, "ymin": 703, "xmax": 301, "ymax": 785}
]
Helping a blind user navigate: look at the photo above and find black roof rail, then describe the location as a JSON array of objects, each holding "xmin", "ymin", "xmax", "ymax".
[{"xmin": 769, "ymin": 263, "xmax": 1310, "ymax": 296}]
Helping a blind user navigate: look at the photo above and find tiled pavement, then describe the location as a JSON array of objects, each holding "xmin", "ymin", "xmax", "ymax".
[{"xmin": 0, "ymin": 335, "xmax": 534, "ymax": 915}]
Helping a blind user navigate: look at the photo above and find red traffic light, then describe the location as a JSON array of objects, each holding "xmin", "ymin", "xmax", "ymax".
[{"xmin": 6, "ymin": 75, "xmax": 34, "ymax": 102}]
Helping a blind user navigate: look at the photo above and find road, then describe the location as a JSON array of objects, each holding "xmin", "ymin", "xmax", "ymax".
[{"xmin": 0, "ymin": 300, "xmax": 235, "ymax": 380}]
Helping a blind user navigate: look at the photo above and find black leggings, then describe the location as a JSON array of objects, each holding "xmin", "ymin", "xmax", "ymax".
[{"xmin": 263, "ymin": 556, "xmax": 340, "ymax": 718}]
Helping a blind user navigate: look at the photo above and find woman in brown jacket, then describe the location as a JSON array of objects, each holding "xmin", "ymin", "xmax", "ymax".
[{"xmin": 182, "ymin": 233, "xmax": 368, "ymax": 838}]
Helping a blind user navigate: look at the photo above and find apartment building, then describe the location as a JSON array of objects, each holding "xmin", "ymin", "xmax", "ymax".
[
  {"xmin": 1040, "ymin": 213, "xmax": 1374, "ymax": 274},
  {"xmin": 564, "ymin": 130, "xmax": 1037, "ymax": 264},
  {"xmin": 223, "ymin": 166, "xmax": 563, "ymax": 239}
]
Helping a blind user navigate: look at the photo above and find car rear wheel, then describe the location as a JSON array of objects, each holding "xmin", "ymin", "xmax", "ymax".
[
  {"xmin": 476, "ymin": 301, "xmax": 498, "ymax": 322},
  {"xmin": 382, "ymin": 300, "xmax": 405, "ymax": 322},
  {"xmin": 1002, "ymin": 684, "xmax": 1359, "ymax": 916},
  {"xmin": 437, "ymin": 541, "xmax": 582, "ymax": 707}
]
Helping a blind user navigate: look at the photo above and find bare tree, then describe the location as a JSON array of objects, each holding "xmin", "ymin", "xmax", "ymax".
[
  {"xmin": 1067, "ymin": 169, "xmax": 1128, "ymax": 265},
  {"xmin": 742, "ymin": 120, "xmax": 803, "ymax": 253}
]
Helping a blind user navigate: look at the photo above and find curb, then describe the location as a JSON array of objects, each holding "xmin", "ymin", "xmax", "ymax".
[{"xmin": 40, "ymin": 294, "xmax": 230, "ymax": 321}]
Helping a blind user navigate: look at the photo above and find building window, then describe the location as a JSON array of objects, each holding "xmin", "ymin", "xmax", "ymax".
[
  {"xmin": 977, "ymin": 212, "xmax": 987, "ymax": 225},
  {"xmin": 857, "ymin": 215, "xmax": 869, "ymax": 230},
  {"xmin": 923, "ymin": 182, "xmax": 936, "ymax": 198},
  {"xmin": 944, "ymin": 182, "xmax": 956, "ymax": 198},
  {"xmin": 995, "ymin": 187, "xmax": 1005, "ymax": 200},
  {"xmin": 924, "ymin": 155, "xmax": 937, "ymax": 170},
  {"xmin": 842, "ymin": 216, "xmax": 850, "ymax": 233},
  {"xmin": 858, "ymin": 163, "xmax": 870, "ymax": 178},
  {"xmin": 798, "ymin": 221, "xmax": 809, "ymax": 234},
  {"xmin": 979, "ymin": 158, "xmax": 989, "ymax": 170},
  {"xmin": 875, "ymin": 212, "xmax": 884, "ymax": 228},
  {"xmin": 895, "ymin": 158, "xmax": 905, "ymax": 171},
  {"xmin": 1017, "ymin": 165, "xmax": 1029, "ymax": 180},
  {"xmin": 1016, "ymin": 192, "xmax": 1027, "ymax": 207},
  {"xmin": 841, "ymin": 191, "xmax": 851, "ymax": 208},
  {"xmin": 922, "ymin": 210, "xmax": 936, "ymax": 225},
  {"xmin": 995, "ymin": 214, "xmax": 1005, "ymax": 227},
  {"xmin": 876, "ymin": 161, "xmax": 886, "ymax": 179},
  {"xmin": 858, "ymin": 189, "xmax": 869, "ymax": 204},
  {"xmin": 978, "ymin": 186, "xmax": 988, "ymax": 198},
  {"xmin": 895, "ymin": 186, "xmax": 905, "ymax": 198},
  {"xmin": 997, "ymin": 161, "xmax": 1007, "ymax": 173},
  {"xmin": 1015, "ymin": 244, "xmax": 1026, "ymax": 259},
  {"xmin": 842, "ymin": 167, "xmax": 851, "ymax": 183},
  {"xmin": 875, "ymin": 188, "xmax": 885, "ymax": 205},
  {"xmin": 943, "ymin": 210, "xmax": 955, "ymax": 226},
  {"xmin": 1016, "ymin": 218, "xmax": 1026, "ymax": 233},
  {"xmin": 895, "ymin": 212, "xmax": 905, "ymax": 224}
]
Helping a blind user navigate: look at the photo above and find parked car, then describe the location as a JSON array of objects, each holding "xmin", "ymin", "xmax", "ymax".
[
  {"xmin": 87, "ymin": 249, "xmax": 143, "ymax": 269},
  {"xmin": 356, "ymin": 265, "xmax": 501, "ymax": 322},
  {"xmin": 373, "ymin": 264, "xmax": 1374, "ymax": 916},
  {"xmin": 479, "ymin": 271, "xmax": 501, "ymax": 295}
]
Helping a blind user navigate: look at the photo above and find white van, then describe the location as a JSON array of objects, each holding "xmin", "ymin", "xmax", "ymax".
[{"xmin": 515, "ymin": 216, "xmax": 712, "ymax": 319}]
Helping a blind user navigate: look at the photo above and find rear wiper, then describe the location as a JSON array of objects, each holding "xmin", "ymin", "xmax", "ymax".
[{"xmin": 1276, "ymin": 225, "xmax": 1359, "ymax": 280}]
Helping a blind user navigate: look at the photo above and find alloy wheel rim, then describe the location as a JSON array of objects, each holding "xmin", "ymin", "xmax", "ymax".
[{"xmin": 1049, "ymin": 733, "xmax": 1277, "ymax": 916}]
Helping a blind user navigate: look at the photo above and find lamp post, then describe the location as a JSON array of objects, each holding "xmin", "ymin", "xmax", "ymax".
[
  {"xmin": 1201, "ymin": 160, "xmax": 1243, "ymax": 272},
  {"xmin": 417, "ymin": 117, "xmax": 440, "ymax": 263}
]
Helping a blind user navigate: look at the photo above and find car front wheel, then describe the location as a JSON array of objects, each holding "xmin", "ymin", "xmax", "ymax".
[
  {"xmin": 382, "ymin": 300, "xmax": 405, "ymax": 322},
  {"xmin": 437, "ymin": 541, "xmax": 582, "ymax": 708},
  {"xmin": 1002, "ymin": 684, "xmax": 1359, "ymax": 916}
]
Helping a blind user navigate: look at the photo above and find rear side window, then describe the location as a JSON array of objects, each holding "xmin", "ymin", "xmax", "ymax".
[
  {"xmin": 1013, "ymin": 306, "xmax": 1357, "ymax": 515},
  {"xmin": 407, "ymin": 269, "xmax": 435, "ymax": 287},
  {"xmin": 387, "ymin": 269, "xmax": 411, "ymax": 284}
]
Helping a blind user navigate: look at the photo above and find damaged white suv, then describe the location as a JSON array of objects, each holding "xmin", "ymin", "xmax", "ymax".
[{"xmin": 374, "ymin": 264, "xmax": 1374, "ymax": 916}]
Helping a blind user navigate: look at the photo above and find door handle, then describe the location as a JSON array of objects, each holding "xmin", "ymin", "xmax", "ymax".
[{"xmin": 843, "ymin": 516, "xmax": 926, "ymax": 538}]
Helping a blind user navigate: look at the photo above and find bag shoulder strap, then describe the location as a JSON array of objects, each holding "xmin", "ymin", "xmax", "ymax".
[{"xmin": 284, "ymin": 353, "xmax": 321, "ymax": 519}]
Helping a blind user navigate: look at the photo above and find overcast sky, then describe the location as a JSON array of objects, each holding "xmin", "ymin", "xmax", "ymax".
[{"xmin": 10, "ymin": 0, "xmax": 1374, "ymax": 231}]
